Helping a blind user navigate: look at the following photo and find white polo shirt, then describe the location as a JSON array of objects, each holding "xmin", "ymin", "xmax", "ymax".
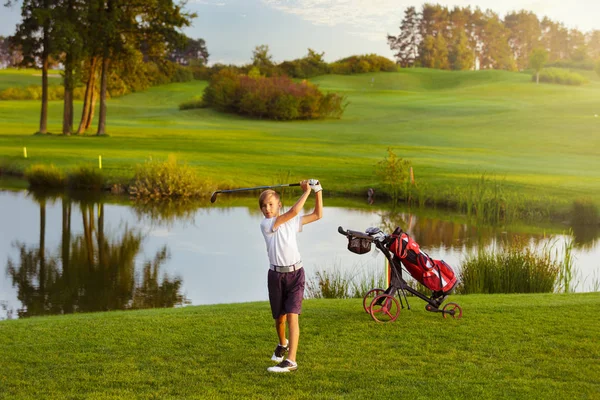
[{"xmin": 260, "ymin": 214, "xmax": 303, "ymax": 267}]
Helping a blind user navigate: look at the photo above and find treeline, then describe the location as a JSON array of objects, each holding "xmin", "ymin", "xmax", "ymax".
[
  {"xmin": 2, "ymin": 0, "xmax": 201, "ymax": 136},
  {"xmin": 387, "ymin": 4, "xmax": 600, "ymax": 71},
  {"xmin": 194, "ymin": 46, "xmax": 398, "ymax": 80}
]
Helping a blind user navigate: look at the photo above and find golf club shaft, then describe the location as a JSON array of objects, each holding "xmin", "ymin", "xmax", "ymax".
[{"xmin": 215, "ymin": 183, "xmax": 301, "ymax": 195}]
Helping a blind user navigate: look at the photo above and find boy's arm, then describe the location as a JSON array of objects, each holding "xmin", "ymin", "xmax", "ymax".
[
  {"xmin": 273, "ymin": 180, "xmax": 311, "ymax": 231},
  {"xmin": 301, "ymin": 189, "xmax": 322, "ymax": 226}
]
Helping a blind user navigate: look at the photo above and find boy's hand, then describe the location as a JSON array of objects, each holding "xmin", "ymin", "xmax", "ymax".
[
  {"xmin": 308, "ymin": 179, "xmax": 322, "ymax": 193},
  {"xmin": 300, "ymin": 180, "xmax": 311, "ymax": 192}
]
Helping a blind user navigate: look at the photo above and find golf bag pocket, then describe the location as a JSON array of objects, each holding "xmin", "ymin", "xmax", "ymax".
[{"xmin": 348, "ymin": 237, "xmax": 372, "ymax": 254}]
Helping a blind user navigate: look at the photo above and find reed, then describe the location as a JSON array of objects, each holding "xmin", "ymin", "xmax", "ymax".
[
  {"xmin": 129, "ymin": 155, "xmax": 212, "ymax": 199},
  {"xmin": 306, "ymin": 264, "xmax": 387, "ymax": 299},
  {"xmin": 67, "ymin": 165, "xmax": 105, "ymax": 191},
  {"xmin": 25, "ymin": 164, "xmax": 65, "ymax": 188},
  {"xmin": 458, "ymin": 236, "xmax": 561, "ymax": 294}
]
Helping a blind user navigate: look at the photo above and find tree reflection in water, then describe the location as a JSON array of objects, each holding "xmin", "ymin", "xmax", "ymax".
[{"xmin": 5, "ymin": 191, "xmax": 188, "ymax": 318}]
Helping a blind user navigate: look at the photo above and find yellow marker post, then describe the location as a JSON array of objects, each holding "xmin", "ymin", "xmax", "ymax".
[
  {"xmin": 99, "ymin": 155, "xmax": 102, "ymax": 169},
  {"xmin": 23, "ymin": 147, "xmax": 28, "ymax": 159}
]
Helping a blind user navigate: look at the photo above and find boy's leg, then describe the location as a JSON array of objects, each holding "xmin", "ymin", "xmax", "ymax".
[
  {"xmin": 275, "ymin": 314, "xmax": 287, "ymax": 345},
  {"xmin": 286, "ymin": 313, "xmax": 299, "ymax": 362}
]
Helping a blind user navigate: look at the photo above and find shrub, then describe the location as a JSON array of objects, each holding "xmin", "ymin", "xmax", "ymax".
[
  {"xmin": 535, "ymin": 68, "xmax": 588, "ymax": 86},
  {"xmin": 170, "ymin": 65, "xmax": 194, "ymax": 83},
  {"xmin": 546, "ymin": 59, "xmax": 595, "ymax": 71},
  {"xmin": 570, "ymin": 198, "xmax": 599, "ymax": 226},
  {"xmin": 25, "ymin": 164, "xmax": 66, "ymax": 188},
  {"xmin": 202, "ymin": 68, "xmax": 242, "ymax": 112},
  {"xmin": 203, "ymin": 71, "xmax": 346, "ymax": 120},
  {"xmin": 330, "ymin": 54, "xmax": 398, "ymax": 75},
  {"xmin": 179, "ymin": 96, "xmax": 207, "ymax": 110},
  {"xmin": 129, "ymin": 155, "xmax": 211, "ymax": 199},
  {"xmin": 457, "ymin": 237, "xmax": 560, "ymax": 294},
  {"xmin": 68, "ymin": 165, "xmax": 105, "ymax": 191}
]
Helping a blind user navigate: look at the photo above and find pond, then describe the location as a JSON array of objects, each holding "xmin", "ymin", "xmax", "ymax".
[{"xmin": 1, "ymin": 189, "xmax": 599, "ymax": 319}]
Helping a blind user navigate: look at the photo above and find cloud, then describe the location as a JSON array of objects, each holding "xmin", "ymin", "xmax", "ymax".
[{"xmin": 261, "ymin": 0, "xmax": 403, "ymax": 41}]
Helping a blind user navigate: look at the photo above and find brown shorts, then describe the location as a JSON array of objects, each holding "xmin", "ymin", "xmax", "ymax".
[{"xmin": 268, "ymin": 268, "xmax": 305, "ymax": 319}]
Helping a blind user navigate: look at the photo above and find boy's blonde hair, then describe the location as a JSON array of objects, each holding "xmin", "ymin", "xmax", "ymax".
[{"xmin": 259, "ymin": 189, "xmax": 280, "ymax": 207}]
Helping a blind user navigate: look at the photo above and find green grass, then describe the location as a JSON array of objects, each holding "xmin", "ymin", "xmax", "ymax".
[
  {"xmin": 0, "ymin": 68, "xmax": 599, "ymax": 209},
  {"xmin": 1, "ymin": 293, "xmax": 599, "ymax": 399},
  {"xmin": 0, "ymin": 68, "xmax": 62, "ymax": 91}
]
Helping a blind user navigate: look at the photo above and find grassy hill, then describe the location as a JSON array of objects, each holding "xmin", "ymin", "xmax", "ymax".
[
  {"xmin": 0, "ymin": 68, "xmax": 599, "ymax": 208},
  {"xmin": 0, "ymin": 68, "xmax": 62, "ymax": 91},
  {"xmin": 1, "ymin": 293, "xmax": 599, "ymax": 399}
]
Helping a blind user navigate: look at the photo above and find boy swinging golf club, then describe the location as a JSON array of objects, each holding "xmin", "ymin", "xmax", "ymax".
[{"xmin": 259, "ymin": 179, "xmax": 323, "ymax": 373}]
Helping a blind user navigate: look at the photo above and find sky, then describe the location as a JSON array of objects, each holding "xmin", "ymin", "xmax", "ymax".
[{"xmin": 1, "ymin": 0, "xmax": 599, "ymax": 65}]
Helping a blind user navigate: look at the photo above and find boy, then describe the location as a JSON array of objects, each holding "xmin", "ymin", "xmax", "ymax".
[{"xmin": 259, "ymin": 179, "xmax": 323, "ymax": 373}]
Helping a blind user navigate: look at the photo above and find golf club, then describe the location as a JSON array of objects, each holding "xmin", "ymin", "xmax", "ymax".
[{"xmin": 210, "ymin": 182, "xmax": 306, "ymax": 203}]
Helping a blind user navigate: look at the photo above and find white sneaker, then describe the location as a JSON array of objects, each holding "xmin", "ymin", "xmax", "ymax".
[
  {"xmin": 267, "ymin": 359, "xmax": 297, "ymax": 373},
  {"xmin": 271, "ymin": 341, "xmax": 289, "ymax": 362}
]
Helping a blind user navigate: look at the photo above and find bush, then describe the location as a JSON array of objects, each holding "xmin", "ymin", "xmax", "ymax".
[
  {"xmin": 546, "ymin": 59, "xmax": 595, "ymax": 71},
  {"xmin": 202, "ymin": 68, "xmax": 242, "ymax": 112},
  {"xmin": 25, "ymin": 164, "xmax": 65, "ymax": 188},
  {"xmin": 68, "ymin": 165, "xmax": 105, "ymax": 191},
  {"xmin": 330, "ymin": 54, "xmax": 398, "ymax": 75},
  {"xmin": 129, "ymin": 155, "xmax": 211, "ymax": 199},
  {"xmin": 170, "ymin": 65, "xmax": 194, "ymax": 83},
  {"xmin": 535, "ymin": 68, "xmax": 588, "ymax": 86},
  {"xmin": 203, "ymin": 71, "xmax": 346, "ymax": 120},
  {"xmin": 179, "ymin": 96, "xmax": 207, "ymax": 110},
  {"xmin": 570, "ymin": 198, "xmax": 599, "ymax": 226}
]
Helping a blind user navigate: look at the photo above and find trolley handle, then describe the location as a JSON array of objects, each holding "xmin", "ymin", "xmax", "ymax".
[{"xmin": 338, "ymin": 226, "xmax": 374, "ymax": 241}]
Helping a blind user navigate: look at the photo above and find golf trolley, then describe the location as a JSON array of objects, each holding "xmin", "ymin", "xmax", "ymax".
[{"xmin": 338, "ymin": 226, "xmax": 463, "ymax": 323}]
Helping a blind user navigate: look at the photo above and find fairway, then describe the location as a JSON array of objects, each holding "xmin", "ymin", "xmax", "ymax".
[
  {"xmin": 1, "ymin": 293, "xmax": 599, "ymax": 399},
  {"xmin": 1, "ymin": 68, "xmax": 599, "ymax": 204}
]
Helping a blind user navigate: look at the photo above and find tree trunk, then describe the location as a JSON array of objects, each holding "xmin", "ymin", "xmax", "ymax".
[
  {"xmin": 96, "ymin": 55, "xmax": 109, "ymax": 136},
  {"xmin": 536, "ymin": 71, "xmax": 540, "ymax": 84},
  {"xmin": 62, "ymin": 55, "xmax": 73, "ymax": 135},
  {"xmin": 77, "ymin": 57, "xmax": 98, "ymax": 134},
  {"xmin": 39, "ymin": 52, "xmax": 49, "ymax": 134},
  {"xmin": 86, "ymin": 87, "xmax": 98, "ymax": 130}
]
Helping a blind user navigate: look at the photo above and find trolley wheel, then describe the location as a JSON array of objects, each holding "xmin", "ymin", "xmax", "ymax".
[
  {"xmin": 442, "ymin": 302, "xmax": 463, "ymax": 319},
  {"xmin": 362, "ymin": 288, "xmax": 385, "ymax": 313},
  {"xmin": 369, "ymin": 294, "xmax": 400, "ymax": 323}
]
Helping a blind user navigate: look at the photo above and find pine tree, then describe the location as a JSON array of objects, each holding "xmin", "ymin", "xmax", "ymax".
[{"xmin": 388, "ymin": 6, "xmax": 421, "ymax": 67}]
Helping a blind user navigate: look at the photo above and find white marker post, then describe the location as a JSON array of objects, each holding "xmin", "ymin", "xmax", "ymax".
[
  {"xmin": 99, "ymin": 155, "xmax": 102, "ymax": 169},
  {"xmin": 23, "ymin": 147, "xmax": 28, "ymax": 159}
]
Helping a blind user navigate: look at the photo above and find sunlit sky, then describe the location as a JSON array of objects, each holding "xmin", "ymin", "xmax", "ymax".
[{"xmin": 1, "ymin": 0, "xmax": 599, "ymax": 65}]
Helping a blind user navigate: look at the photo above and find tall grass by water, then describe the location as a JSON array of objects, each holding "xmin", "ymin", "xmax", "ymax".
[
  {"xmin": 457, "ymin": 236, "xmax": 575, "ymax": 294},
  {"xmin": 129, "ymin": 155, "xmax": 212, "ymax": 199}
]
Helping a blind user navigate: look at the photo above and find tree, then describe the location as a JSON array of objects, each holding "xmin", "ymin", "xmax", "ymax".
[
  {"xmin": 449, "ymin": 29, "xmax": 474, "ymax": 70},
  {"xmin": 474, "ymin": 10, "xmax": 515, "ymax": 70},
  {"xmin": 529, "ymin": 48, "xmax": 548, "ymax": 84},
  {"xmin": 0, "ymin": 36, "xmax": 10, "ymax": 67},
  {"xmin": 169, "ymin": 37, "xmax": 209, "ymax": 66},
  {"xmin": 95, "ymin": 0, "xmax": 195, "ymax": 135},
  {"xmin": 588, "ymin": 30, "xmax": 600, "ymax": 61},
  {"xmin": 595, "ymin": 59, "xmax": 600, "ymax": 78},
  {"xmin": 504, "ymin": 11, "xmax": 541, "ymax": 70},
  {"xmin": 251, "ymin": 44, "xmax": 276, "ymax": 76},
  {"xmin": 540, "ymin": 17, "xmax": 569, "ymax": 62},
  {"xmin": 568, "ymin": 28, "xmax": 588, "ymax": 62},
  {"xmin": 388, "ymin": 6, "xmax": 421, "ymax": 67},
  {"xmin": 9, "ymin": 0, "xmax": 57, "ymax": 134}
]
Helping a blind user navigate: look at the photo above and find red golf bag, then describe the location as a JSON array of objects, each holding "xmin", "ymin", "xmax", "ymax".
[{"xmin": 388, "ymin": 228, "xmax": 457, "ymax": 294}]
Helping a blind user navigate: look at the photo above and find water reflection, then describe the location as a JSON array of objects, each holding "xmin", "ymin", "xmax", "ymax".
[
  {"xmin": 1, "ymin": 190, "xmax": 598, "ymax": 320},
  {"xmin": 4, "ymin": 191, "xmax": 188, "ymax": 318}
]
